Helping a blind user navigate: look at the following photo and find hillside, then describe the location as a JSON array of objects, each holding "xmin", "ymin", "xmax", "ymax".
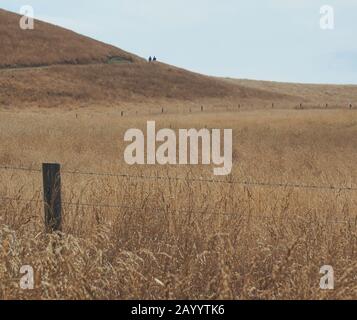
[
  {"xmin": 0, "ymin": 63, "xmax": 297, "ymax": 108},
  {"xmin": 0, "ymin": 8, "xmax": 295, "ymax": 108},
  {"xmin": 224, "ymin": 78, "xmax": 357, "ymax": 106},
  {"xmin": 0, "ymin": 8, "xmax": 356, "ymax": 109},
  {"xmin": 0, "ymin": 9, "xmax": 138, "ymax": 67}
]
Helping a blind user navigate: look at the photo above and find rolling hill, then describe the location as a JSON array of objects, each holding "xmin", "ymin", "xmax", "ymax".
[
  {"xmin": 0, "ymin": 8, "xmax": 356, "ymax": 109},
  {"xmin": 0, "ymin": 8, "xmax": 295, "ymax": 108},
  {"xmin": 224, "ymin": 78, "xmax": 357, "ymax": 107}
]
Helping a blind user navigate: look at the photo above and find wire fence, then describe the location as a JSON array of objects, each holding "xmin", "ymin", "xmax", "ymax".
[
  {"xmin": 1, "ymin": 164, "xmax": 356, "ymax": 190},
  {"xmin": 65, "ymin": 102, "xmax": 357, "ymax": 117},
  {"xmin": 0, "ymin": 164, "xmax": 356, "ymax": 225},
  {"xmin": 1, "ymin": 195, "xmax": 356, "ymax": 225},
  {"xmin": 1, "ymin": 194, "xmax": 356, "ymax": 226}
]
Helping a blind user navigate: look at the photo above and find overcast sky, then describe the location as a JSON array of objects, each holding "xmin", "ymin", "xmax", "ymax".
[{"xmin": 2, "ymin": 0, "xmax": 357, "ymax": 84}]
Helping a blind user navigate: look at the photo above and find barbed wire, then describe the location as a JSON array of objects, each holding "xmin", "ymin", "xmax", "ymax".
[
  {"xmin": 0, "ymin": 196, "xmax": 43, "ymax": 204},
  {"xmin": 0, "ymin": 164, "xmax": 356, "ymax": 191},
  {"xmin": 0, "ymin": 195, "xmax": 355, "ymax": 225},
  {"xmin": 0, "ymin": 195, "xmax": 238, "ymax": 215},
  {"xmin": 0, "ymin": 165, "xmax": 41, "ymax": 173}
]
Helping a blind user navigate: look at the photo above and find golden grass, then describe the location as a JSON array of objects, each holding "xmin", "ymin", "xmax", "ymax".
[
  {"xmin": 0, "ymin": 63, "xmax": 263, "ymax": 108},
  {"xmin": 225, "ymin": 78, "xmax": 357, "ymax": 106},
  {"xmin": 0, "ymin": 107, "xmax": 357, "ymax": 300}
]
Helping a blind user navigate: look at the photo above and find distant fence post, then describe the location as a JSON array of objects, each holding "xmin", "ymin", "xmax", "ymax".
[{"xmin": 42, "ymin": 163, "xmax": 62, "ymax": 233}]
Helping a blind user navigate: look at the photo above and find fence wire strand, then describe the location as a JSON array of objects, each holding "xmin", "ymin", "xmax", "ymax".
[
  {"xmin": 0, "ymin": 195, "xmax": 355, "ymax": 225},
  {"xmin": 1, "ymin": 164, "xmax": 356, "ymax": 191},
  {"xmin": 0, "ymin": 164, "xmax": 356, "ymax": 225}
]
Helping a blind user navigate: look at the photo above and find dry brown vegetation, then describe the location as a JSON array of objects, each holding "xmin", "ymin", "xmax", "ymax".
[
  {"xmin": 226, "ymin": 78, "xmax": 357, "ymax": 107},
  {"xmin": 0, "ymin": 9, "xmax": 137, "ymax": 68},
  {"xmin": 1, "ymin": 7, "xmax": 357, "ymax": 301},
  {"xmin": 0, "ymin": 63, "xmax": 286, "ymax": 109},
  {"xmin": 1, "ymin": 108, "xmax": 356, "ymax": 300}
]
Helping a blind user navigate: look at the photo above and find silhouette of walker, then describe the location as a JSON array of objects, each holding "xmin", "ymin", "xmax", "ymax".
[{"xmin": 148, "ymin": 56, "xmax": 157, "ymax": 63}]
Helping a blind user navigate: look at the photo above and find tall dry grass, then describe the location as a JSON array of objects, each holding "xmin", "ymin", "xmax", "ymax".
[{"xmin": 0, "ymin": 108, "xmax": 357, "ymax": 299}]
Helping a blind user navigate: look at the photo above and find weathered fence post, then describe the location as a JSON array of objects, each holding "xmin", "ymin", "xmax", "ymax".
[{"xmin": 42, "ymin": 163, "xmax": 62, "ymax": 233}]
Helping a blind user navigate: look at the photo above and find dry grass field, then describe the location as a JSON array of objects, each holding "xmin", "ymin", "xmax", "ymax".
[
  {"xmin": 1, "ymin": 107, "xmax": 356, "ymax": 300},
  {"xmin": 1, "ymin": 7, "xmax": 357, "ymax": 301}
]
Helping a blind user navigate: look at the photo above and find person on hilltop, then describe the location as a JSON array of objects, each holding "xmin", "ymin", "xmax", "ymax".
[
  {"xmin": 153, "ymin": 56, "xmax": 157, "ymax": 62},
  {"xmin": 148, "ymin": 56, "xmax": 152, "ymax": 62}
]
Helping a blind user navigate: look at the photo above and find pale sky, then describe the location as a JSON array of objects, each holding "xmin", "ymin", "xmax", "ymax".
[{"xmin": 2, "ymin": 0, "xmax": 357, "ymax": 84}]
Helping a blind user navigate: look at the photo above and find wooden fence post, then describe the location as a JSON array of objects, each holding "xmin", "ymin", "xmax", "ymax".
[{"xmin": 42, "ymin": 163, "xmax": 62, "ymax": 233}]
